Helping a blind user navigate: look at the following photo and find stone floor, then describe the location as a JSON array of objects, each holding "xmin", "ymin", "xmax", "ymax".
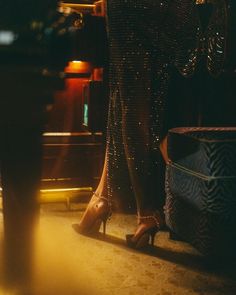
[{"xmin": 0, "ymin": 202, "xmax": 236, "ymax": 295}]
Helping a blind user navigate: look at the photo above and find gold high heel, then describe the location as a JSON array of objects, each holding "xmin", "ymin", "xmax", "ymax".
[
  {"xmin": 126, "ymin": 212, "xmax": 164, "ymax": 249},
  {"xmin": 72, "ymin": 192, "xmax": 112, "ymax": 235}
]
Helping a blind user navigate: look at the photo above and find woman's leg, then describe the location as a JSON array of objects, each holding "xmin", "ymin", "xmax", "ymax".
[
  {"xmin": 93, "ymin": 152, "xmax": 108, "ymax": 198},
  {"xmin": 121, "ymin": 87, "xmax": 166, "ymax": 215},
  {"xmin": 108, "ymin": 2, "xmax": 171, "ymax": 247},
  {"xmin": 160, "ymin": 136, "xmax": 169, "ymax": 164},
  {"xmin": 75, "ymin": 152, "xmax": 111, "ymax": 234}
]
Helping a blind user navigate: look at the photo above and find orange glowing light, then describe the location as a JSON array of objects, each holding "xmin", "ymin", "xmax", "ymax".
[
  {"xmin": 92, "ymin": 68, "xmax": 103, "ymax": 81},
  {"xmin": 65, "ymin": 61, "xmax": 92, "ymax": 74}
]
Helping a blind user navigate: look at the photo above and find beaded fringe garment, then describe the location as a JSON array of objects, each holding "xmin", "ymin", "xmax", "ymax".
[{"xmin": 105, "ymin": 0, "xmax": 229, "ymax": 211}]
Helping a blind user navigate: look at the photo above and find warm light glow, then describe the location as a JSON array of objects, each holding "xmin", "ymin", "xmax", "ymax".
[
  {"xmin": 92, "ymin": 68, "xmax": 104, "ymax": 81},
  {"xmin": 65, "ymin": 61, "xmax": 92, "ymax": 74},
  {"xmin": 59, "ymin": 2, "xmax": 95, "ymax": 14},
  {"xmin": 60, "ymin": 3, "xmax": 95, "ymax": 8},
  {"xmin": 44, "ymin": 132, "xmax": 90, "ymax": 136},
  {"xmin": 196, "ymin": 0, "xmax": 207, "ymax": 4},
  {"xmin": 43, "ymin": 132, "xmax": 102, "ymax": 136},
  {"xmin": 40, "ymin": 187, "xmax": 92, "ymax": 193}
]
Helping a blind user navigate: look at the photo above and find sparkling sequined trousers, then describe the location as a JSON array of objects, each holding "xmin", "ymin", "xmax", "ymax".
[{"xmin": 105, "ymin": 0, "xmax": 171, "ymax": 212}]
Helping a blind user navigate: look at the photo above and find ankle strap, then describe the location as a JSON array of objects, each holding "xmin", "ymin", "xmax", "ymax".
[
  {"xmin": 93, "ymin": 192, "xmax": 112, "ymax": 207},
  {"xmin": 93, "ymin": 191, "xmax": 108, "ymax": 200},
  {"xmin": 137, "ymin": 212, "xmax": 162, "ymax": 229}
]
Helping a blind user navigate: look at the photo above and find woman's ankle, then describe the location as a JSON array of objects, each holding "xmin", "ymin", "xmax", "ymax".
[
  {"xmin": 160, "ymin": 136, "xmax": 169, "ymax": 163},
  {"xmin": 137, "ymin": 209, "xmax": 164, "ymax": 228}
]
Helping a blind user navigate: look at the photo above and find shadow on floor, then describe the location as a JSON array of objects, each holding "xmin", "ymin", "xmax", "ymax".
[{"xmin": 73, "ymin": 225, "xmax": 236, "ymax": 280}]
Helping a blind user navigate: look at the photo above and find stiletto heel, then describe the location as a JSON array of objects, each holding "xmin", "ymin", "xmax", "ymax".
[
  {"xmin": 126, "ymin": 212, "xmax": 164, "ymax": 249},
  {"xmin": 150, "ymin": 228, "xmax": 158, "ymax": 246},
  {"xmin": 102, "ymin": 219, "xmax": 107, "ymax": 235},
  {"xmin": 101, "ymin": 211, "xmax": 111, "ymax": 235},
  {"xmin": 73, "ymin": 193, "xmax": 112, "ymax": 235}
]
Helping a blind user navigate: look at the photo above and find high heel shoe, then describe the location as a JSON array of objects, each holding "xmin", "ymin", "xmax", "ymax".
[
  {"xmin": 126, "ymin": 212, "xmax": 164, "ymax": 249},
  {"xmin": 72, "ymin": 192, "xmax": 112, "ymax": 235}
]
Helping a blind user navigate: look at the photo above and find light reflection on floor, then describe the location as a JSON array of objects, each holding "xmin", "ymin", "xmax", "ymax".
[{"xmin": 0, "ymin": 203, "xmax": 236, "ymax": 295}]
